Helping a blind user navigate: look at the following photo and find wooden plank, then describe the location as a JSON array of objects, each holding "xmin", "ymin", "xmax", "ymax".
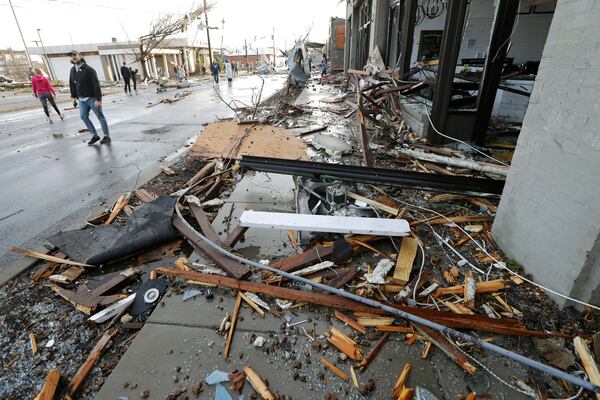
[
  {"xmin": 30, "ymin": 332, "xmax": 38, "ymax": 355},
  {"xmin": 134, "ymin": 188, "xmax": 157, "ymax": 203},
  {"xmin": 321, "ymin": 357, "xmax": 350, "ymax": 381},
  {"xmin": 243, "ymin": 366, "xmax": 276, "ymax": 400},
  {"xmin": 357, "ymin": 317, "xmax": 395, "ymax": 327},
  {"xmin": 105, "ymin": 195, "xmax": 128, "ymax": 225},
  {"xmin": 399, "ymin": 387, "xmax": 415, "ymax": 400},
  {"xmin": 224, "ymin": 225, "xmax": 249, "ymax": 248},
  {"xmin": 271, "ymin": 246, "xmax": 334, "ymax": 273},
  {"xmin": 347, "ymin": 68, "xmax": 370, "ymax": 76},
  {"xmin": 375, "ymin": 325, "xmax": 414, "ymax": 333},
  {"xmin": 34, "ymin": 369, "xmax": 61, "ymax": 400},
  {"xmin": 239, "ymin": 292, "xmax": 265, "ymax": 317},
  {"xmin": 347, "ymin": 192, "xmax": 400, "ymax": 216},
  {"xmin": 189, "ymin": 121, "xmax": 308, "ymax": 161},
  {"xmin": 392, "ymin": 363, "xmax": 411, "ymax": 398},
  {"xmin": 68, "ymin": 329, "xmax": 117, "ymax": 395},
  {"xmin": 393, "ymin": 237, "xmax": 418, "ymax": 285},
  {"xmin": 239, "ymin": 211, "xmax": 411, "ymax": 236},
  {"xmin": 574, "ymin": 336, "xmax": 600, "ymax": 400},
  {"xmin": 350, "ymin": 366, "xmax": 360, "ymax": 389},
  {"xmin": 421, "ymin": 341, "xmax": 433, "ymax": 358},
  {"xmin": 10, "ymin": 247, "xmax": 93, "ymax": 268},
  {"xmin": 414, "ymin": 323, "xmax": 477, "ymax": 375},
  {"xmin": 324, "ymin": 269, "xmax": 357, "ymax": 289},
  {"xmin": 172, "ymin": 214, "xmax": 250, "ymax": 279},
  {"xmin": 190, "ymin": 205, "xmax": 225, "ymax": 246},
  {"xmin": 185, "ymin": 160, "xmax": 216, "ymax": 187},
  {"xmin": 48, "ymin": 266, "xmax": 84, "ymax": 284},
  {"xmin": 153, "ymin": 268, "xmax": 563, "ymax": 337},
  {"xmin": 359, "ymin": 333, "xmax": 389, "ymax": 371},
  {"xmin": 326, "ymin": 327, "xmax": 364, "ymax": 361},
  {"xmin": 224, "ymin": 293, "xmax": 242, "ymax": 359},
  {"xmin": 444, "ymin": 301, "xmax": 475, "ymax": 315},
  {"xmin": 334, "ymin": 310, "xmax": 367, "ymax": 334},
  {"xmin": 433, "ymin": 279, "xmax": 506, "ymax": 297}
]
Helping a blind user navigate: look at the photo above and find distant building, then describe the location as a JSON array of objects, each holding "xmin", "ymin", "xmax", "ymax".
[
  {"xmin": 26, "ymin": 38, "xmax": 212, "ymax": 82},
  {"xmin": 0, "ymin": 48, "xmax": 38, "ymax": 81},
  {"xmin": 328, "ymin": 17, "xmax": 346, "ymax": 72},
  {"xmin": 227, "ymin": 47, "xmax": 274, "ymax": 69}
]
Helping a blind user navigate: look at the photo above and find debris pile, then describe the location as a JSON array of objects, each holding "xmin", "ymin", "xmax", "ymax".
[{"xmin": 3, "ymin": 72, "xmax": 600, "ymax": 400}]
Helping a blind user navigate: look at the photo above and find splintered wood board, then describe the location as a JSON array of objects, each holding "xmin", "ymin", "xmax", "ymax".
[
  {"xmin": 240, "ymin": 211, "xmax": 411, "ymax": 236},
  {"xmin": 189, "ymin": 121, "xmax": 308, "ymax": 160},
  {"xmin": 393, "ymin": 237, "xmax": 418, "ymax": 284}
]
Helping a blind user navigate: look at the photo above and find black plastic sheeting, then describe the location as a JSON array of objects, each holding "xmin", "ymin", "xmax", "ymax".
[{"xmin": 48, "ymin": 197, "xmax": 178, "ymax": 266}]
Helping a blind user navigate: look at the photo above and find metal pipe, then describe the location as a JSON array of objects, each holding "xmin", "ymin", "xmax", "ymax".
[{"xmin": 172, "ymin": 190, "xmax": 598, "ymax": 393}]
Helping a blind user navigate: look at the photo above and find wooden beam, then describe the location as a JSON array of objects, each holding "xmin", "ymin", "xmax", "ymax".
[
  {"xmin": 359, "ymin": 333, "xmax": 389, "ymax": 371},
  {"xmin": 243, "ymin": 367, "xmax": 276, "ymax": 400},
  {"xmin": 321, "ymin": 357, "xmax": 350, "ymax": 381},
  {"xmin": 154, "ymin": 268, "xmax": 562, "ymax": 337},
  {"xmin": 240, "ymin": 291, "xmax": 265, "ymax": 317},
  {"xmin": 68, "ymin": 329, "xmax": 117, "ymax": 396},
  {"xmin": 433, "ymin": 279, "xmax": 506, "ymax": 297},
  {"xmin": 105, "ymin": 195, "xmax": 129, "ymax": 225},
  {"xmin": 34, "ymin": 369, "xmax": 61, "ymax": 400},
  {"xmin": 190, "ymin": 205, "xmax": 225, "ymax": 246},
  {"xmin": 172, "ymin": 214, "xmax": 250, "ymax": 279},
  {"xmin": 347, "ymin": 192, "xmax": 400, "ymax": 216},
  {"xmin": 326, "ymin": 327, "xmax": 364, "ymax": 361},
  {"xmin": 10, "ymin": 247, "xmax": 93, "ymax": 268},
  {"xmin": 334, "ymin": 310, "xmax": 367, "ymax": 334},
  {"xmin": 239, "ymin": 211, "xmax": 410, "ymax": 236},
  {"xmin": 392, "ymin": 363, "xmax": 411, "ymax": 398},
  {"xmin": 223, "ymin": 225, "xmax": 249, "ymax": 248},
  {"xmin": 574, "ymin": 337, "xmax": 600, "ymax": 400},
  {"xmin": 414, "ymin": 323, "xmax": 477, "ymax": 375},
  {"xmin": 270, "ymin": 246, "xmax": 334, "ymax": 273},
  {"xmin": 393, "ymin": 237, "xmax": 418, "ymax": 285},
  {"xmin": 224, "ymin": 293, "xmax": 242, "ymax": 359},
  {"xmin": 185, "ymin": 160, "xmax": 216, "ymax": 187}
]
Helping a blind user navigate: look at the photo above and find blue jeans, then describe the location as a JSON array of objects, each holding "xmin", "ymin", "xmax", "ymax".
[{"xmin": 79, "ymin": 97, "xmax": 109, "ymax": 136}]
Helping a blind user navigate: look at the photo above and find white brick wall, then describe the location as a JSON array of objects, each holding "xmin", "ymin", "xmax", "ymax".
[{"xmin": 493, "ymin": 0, "xmax": 600, "ymax": 308}]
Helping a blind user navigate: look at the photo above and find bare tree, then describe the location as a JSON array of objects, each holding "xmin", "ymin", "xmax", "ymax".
[{"xmin": 136, "ymin": 2, "xmax": 213, "ymax": 78}]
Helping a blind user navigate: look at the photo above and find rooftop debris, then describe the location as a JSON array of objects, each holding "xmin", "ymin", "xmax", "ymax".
[{"xmin": 4, "ymin": 71, "xmax": 600, "ymax": 400}]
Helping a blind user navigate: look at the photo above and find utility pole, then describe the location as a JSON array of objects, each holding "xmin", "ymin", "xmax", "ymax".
[
  {"xmin": 272, "ymin": 27, "xmax": 275, "ymax": 67},
  {"xmin": 8, "ymin": 0, "xmax": 32, "ymax": 66},
  {"xmin": 244, "ymin": 39, "xmax": 248, "ymax": 71},
  {"xmin": 220, "ymin": 18, "xmax": 225, "ymax": 67},
  {"xmin": 203, "ymin": 0, "xmax": 212, "ymax": 65},
  {"xmin": 37, "ymin": 29, "xmax": 55, "ymax": 80}
]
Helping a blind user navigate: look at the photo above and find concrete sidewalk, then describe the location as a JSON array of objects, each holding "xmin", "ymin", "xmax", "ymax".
[{"xmin": 96, "ymin": 170, "xmax": 533, "ymax": 400}]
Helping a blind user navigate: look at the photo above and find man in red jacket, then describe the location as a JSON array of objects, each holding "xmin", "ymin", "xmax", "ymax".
[{"xmin": 31, "ymin": 68, "xmax": 64, "ymax": 123}]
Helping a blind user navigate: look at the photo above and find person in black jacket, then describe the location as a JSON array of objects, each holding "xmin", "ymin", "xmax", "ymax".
[
  {"xmin": 130, "ymin": 67, "xmax": 138, "ymax": 94},
  {"xmin": 120, "ymin": 62, "xmax": 132, "ymax": 95},
  {"xmin": 69, "ymin": 50, "xmax": 110, "ymax": 145}
]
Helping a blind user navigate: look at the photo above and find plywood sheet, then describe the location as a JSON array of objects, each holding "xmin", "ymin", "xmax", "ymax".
[{"xmin": 189, "ymin": 121, "xmax": 308, "ymax": 160}]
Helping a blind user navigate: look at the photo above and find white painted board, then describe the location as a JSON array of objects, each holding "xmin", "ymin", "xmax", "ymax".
[{"xmin": 239, "ymin": 211, "xmax": 411, "ymax": 237}]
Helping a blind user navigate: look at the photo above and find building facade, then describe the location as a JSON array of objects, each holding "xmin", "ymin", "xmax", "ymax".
[
  {"xmin": 0, "ymin": 48, "xmax": 31, "ymax": 81},
  {"xmin": 27, "ymin": 38, "xmax": 211, "ymax": 83}
]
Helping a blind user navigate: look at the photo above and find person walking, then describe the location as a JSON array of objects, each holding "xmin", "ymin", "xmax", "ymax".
[
  {"xmin": 120, "ymin": 62, "xmax": 132, "ymax": 95},
  {"xmin": 31, "ymin": 68, "xmax": 64, "ymax": 123},
  {"xmin": 69, "ymin": 50, "xmax": 110, "ymax": 145},
  {"xmin": 130, "ymin": 67, "xmax": 138, "ymax": 94},
  {"xmin": 210, "ymin": 61, "xmax": 220, "ymax": 84},
  {"xmin": 225, "ymin": 60, "xmax": 233, "ymax": 83}
]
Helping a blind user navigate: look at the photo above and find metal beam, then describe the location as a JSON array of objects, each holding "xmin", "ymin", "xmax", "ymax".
[
  {"xmin": 239, "ymin": 156, "xmax": 505, "ymax": 195},
  {"xmin": 473, "ymin": 0, "xmax": 520, "ymax": 145},
  {"xmin": 398, "ymin": 0, "xmax": 418, "ymax": 77},
  {"xmin": 427, "ymin": 0, "xmax": 469, "ymax": 144}
]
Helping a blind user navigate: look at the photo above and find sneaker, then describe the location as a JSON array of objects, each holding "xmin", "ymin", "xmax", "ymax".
[
  {"xmin": 47, "ymin": 116, "xmax": 53, "ymax": 124},
  {"xmin": 100, "ymin": 136, "xmax": 111, "ymax": 144},
  {"xmin": 87, "ymin": 135, "xmax": 100, "ymax": 145},
  {"xmin": 59, "ymin": 113, "xmax": 65, "ymax": 120}
]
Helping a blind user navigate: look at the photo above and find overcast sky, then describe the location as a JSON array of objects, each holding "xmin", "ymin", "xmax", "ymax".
[{"xmin": 1, "ymin": 0, "xmax": 345, "ymax": 54}]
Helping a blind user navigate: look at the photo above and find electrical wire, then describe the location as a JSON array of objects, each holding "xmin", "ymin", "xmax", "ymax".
[
  {"xmin": 424, "ymin": 104, "xmax": 511, "ymax": 167},
  {"xmin": 380, "ymin": 191, "xmax": 600, "ymax": 311}
]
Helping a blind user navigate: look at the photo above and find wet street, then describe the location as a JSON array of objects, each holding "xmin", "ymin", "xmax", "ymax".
[{"xmin": 0, "ymin": 74, "xmax": 286, "ymax": 267}]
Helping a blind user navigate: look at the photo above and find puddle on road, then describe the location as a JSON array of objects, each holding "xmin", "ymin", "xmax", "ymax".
[{"xmin": 142, "ymin": 125, "xmax": 172, "ymax": 134}]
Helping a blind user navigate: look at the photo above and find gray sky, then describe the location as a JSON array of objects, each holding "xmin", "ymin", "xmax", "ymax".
[{"xmin": 1, "ymin": 0, "xmax": 345, "ymax": 53}]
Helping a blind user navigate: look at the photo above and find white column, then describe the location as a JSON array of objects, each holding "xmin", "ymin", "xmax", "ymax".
[
  {"xmin": 187, "ymin": 49, "xmax": 195, "ymax": 73},
  {"xmin": 150, "ymin": 56, "xmax": 158, "ymax": 78},
  {"xmin": 162, "ymin": 54, "xmax": 169, "ymax": 78},
  {"xmin": 183, "ymin": 48, "xmax": 191, "ymax": 73}
]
